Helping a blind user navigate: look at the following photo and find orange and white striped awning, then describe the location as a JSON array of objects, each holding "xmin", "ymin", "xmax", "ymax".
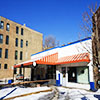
[
  {"xmin": 14, "ymin": 53, "xmax": 90, "ymax": 68},
  {"xmin": 56, "ymin": 53, "xmax": 90, "ymax": 65}
]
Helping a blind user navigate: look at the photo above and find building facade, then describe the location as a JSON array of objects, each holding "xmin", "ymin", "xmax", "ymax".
[
  {"xmin": 14, "ymin": 37, "xmax": 95, "ymax": 90},
  {"xmin": 0, "ymin": 16, "xmax": 43, "ymax": 79}
]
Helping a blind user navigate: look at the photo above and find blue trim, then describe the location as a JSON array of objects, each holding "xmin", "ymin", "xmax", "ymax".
[
  {"xmin": 56, "ymin": 73, "xmax": 61, "ymax": 86},
  {"xmin": 90, "ymin": 82, "xmax": 97, "ymax": 91},
  {"xmin": 58, "ymin": 73, "xmax": 60, "ymax": 85},
  {"xmin": 0, "ymin": 88, "xmax": 17, "ymax": 100},
  {"xmin": 60, "ymin": 37, "xmax": 91, "ymax": 48},
  {"xmin": 31, "ymin": 37, "xmax": 91, "ymax": 57}
]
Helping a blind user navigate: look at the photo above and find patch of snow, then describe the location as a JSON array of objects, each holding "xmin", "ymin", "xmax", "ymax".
[
  {"xmin": 66, "ymin": 82, "xmax": 90, "ymax": 90},
  {"xmin": 0, "ymin": 86, "xmax": 53, "ymax": 100},
  {"xmin": 57, "ymin": 87, "xmax": 100, "ymax": 100}
]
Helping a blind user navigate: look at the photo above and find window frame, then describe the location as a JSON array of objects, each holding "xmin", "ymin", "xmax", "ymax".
[
  {"xmin": 0, "ymin": 64, "xmax": 1, "ymax": 69},
  {"xmin": 6, "ymin": 23, "xmax": 10, "ymax": 31},
  {"xmin": 16, "ymin": 26, "xmax": 19, "ymax": 34},
  {"xmin": 21, "ymin": 39, "xmax": 23, "ymax": 48},
  {"xmin": 15, "ymin": 38, "xmax": 18, "ymax": 47},
  {"xmin": 6, "ymin": 35, "xmax": 9, "ymax": 45},
  {"xmin": 0, "ymin": 34, "xmax": 3, "ymax": 43},
  {"xmin": 26, "ymin": 41, "xmax": 28, "ymax": 46},
  {"xmin": 20, "ymin": 51, "xmax": 23, "ymax": 60},
  {"xmin": 21, "ymin": 28, "xmax": 23, "ymax": 35},
  {"xmin": 5, "ymin": 49, "xmax": 8, "ymax": 58},
  {"xmin": 14, "ymin": 68, "xmax": 17, "ymax": 74},
  {"xmin": 0, "ymin": 48, "xmax": 2, "ymax": 58},
  {"xmin": 15, "ymin": 50, "xmax": 18, "ymax": 60},
  {"xmin": 4, "ymin": 64, "xmax": 7, "ymax": 69},
  {"xmin": 0, "ymin": 21, "xmax": 4, "ymax": 29}
]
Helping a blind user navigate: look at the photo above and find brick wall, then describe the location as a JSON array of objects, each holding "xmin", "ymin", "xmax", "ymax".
[{"xmin": 0, "ymin": 16, "xmax": 43, "ymax": 79}]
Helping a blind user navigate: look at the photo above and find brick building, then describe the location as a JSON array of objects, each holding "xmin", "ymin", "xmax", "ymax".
[{"xmin": 0, "ymin": 16, "xmax": 43, "ymax": 79}]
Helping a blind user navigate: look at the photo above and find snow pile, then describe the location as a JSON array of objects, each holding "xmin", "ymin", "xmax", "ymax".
[{"xmin": 57, "ymin": 87, "xmax": 100, "ymax": 100}]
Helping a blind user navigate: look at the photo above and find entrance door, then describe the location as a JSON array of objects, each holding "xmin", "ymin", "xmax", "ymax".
[
  {"xmin": 68, "ymin": 67, "xmax": 77, "ymax": 82},
  {"xmin": 62, "ymin": 67, "xmax": 66, "ymax": 86}
]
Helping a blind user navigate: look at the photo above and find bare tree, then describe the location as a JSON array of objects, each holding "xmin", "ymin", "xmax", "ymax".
[
  {"xmin": 80, "ymin": 3, "xmax": 97, "ymax": 37},
  {"xmin": 80, "ymin": 3, "xmax": 100, "ymax": 88},
  {"xmin": 43, "ymin": 35, "xmax": 59, "ymax": 50}
]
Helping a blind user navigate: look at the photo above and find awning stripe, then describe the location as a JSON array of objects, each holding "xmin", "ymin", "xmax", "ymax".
[{"xmin": 14, "ymin": 53, "xmax": 90, "ymax": 68}]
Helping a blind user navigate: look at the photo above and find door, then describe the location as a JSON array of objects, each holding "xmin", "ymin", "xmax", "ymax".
[
  {"xmin": 62, "ymin": 67, "xmax": 66, "ymax": 86},
  {"xmin": 68, "ymin": 67, "xmax": 77, "ymax": 82}
]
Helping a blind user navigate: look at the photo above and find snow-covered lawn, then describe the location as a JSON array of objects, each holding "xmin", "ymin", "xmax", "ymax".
[
  {"xmin": 0, "ymin": 86, "xmax": 54, "ymax": 100},
  {"xmin": 57, "ymin": 87, "xmax": 100, "ymax": 100}
]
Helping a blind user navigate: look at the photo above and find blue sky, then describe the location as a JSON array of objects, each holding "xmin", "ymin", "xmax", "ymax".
[{"xmin": 0, "ymin": 0, "xmax": 100, "ymax": 45}]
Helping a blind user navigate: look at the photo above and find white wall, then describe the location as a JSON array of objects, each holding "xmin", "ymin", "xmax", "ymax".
[
  {"xmin": 31, "ymin": 47, "xmax": 60, "ymax": 60},
  {"xmin": 58, "ymin": 39, "xmax": 92, "ymax": 58}
]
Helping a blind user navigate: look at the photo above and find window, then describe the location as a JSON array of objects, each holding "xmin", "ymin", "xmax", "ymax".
[
  {"xmin": 16, "ymin": 26, "xmax": 19, "ymax": 34},
  {"xmin": 0, "ymin": 48, "xmax": 2, "ymax": 58},
  {"xmin": 6, "ymin": 35, "xmax": 9, "ymax": 44},
  {"xmin": 20, "ymin": 51, "xmax": 23, "ymax": 60},
  {"xmin": 14, "ymin": 68, "xmax": 17, "ymax": 74},
  {"xmin": 0, "ymin": 64, "xmax": 1, "ymax": 69},
  {"xmin": 21, "ymin": 39, "xmax": 23, "ymax": 48},
  {"xmin": 5, "ymin": 49, "xmax": 8, "ymax": 58},
  {"xmin": 6, "ymin": 23, "xmax": 10, "ymax": 31},
  {"xmin": 4, "ymin": 64, "xmax": 7, "ymax": 69},
  {"xmin": 19, "ymin": 68, "xmax": 22, "ymax": 74},
  {"xmin": 0, "ymin": 21, "xmax": 4, "ymax": 29},
  {"xmin": 0, "ymin": 34, "xmax": 3, "ymax": 43},
  {"xmin": 15, "ymin": 38, "xmax": 18, "ymax": 47},
  {"xmin": 47, "ymin": 65, "xmax": 56, "ymax": 79},
  {"xmin": 26, "ymin": 41, "xmax": 28, "ymax": 46},
  {"xmin": 15, "ymin": 50, "xmax": 18, "ymax": 60},
  {"xmin": 21, "ymin": 28, "xmax": 23, "ymax": 35}
]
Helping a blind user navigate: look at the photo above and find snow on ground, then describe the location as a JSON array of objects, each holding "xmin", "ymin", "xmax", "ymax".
[
  {"xmin": 1, "ymin": 86, "xmax": 100, "ymax": 100},
  {"xmin": 12, "ymin": 91, "xmax": 54, "ymax": 100},
  {"xmin": 57, "ymin": 87, "xmax": 100, "ymax": 100},
  {"xmin": 0, "ymin": 86, "xmax": 54, "ymax": 100}
]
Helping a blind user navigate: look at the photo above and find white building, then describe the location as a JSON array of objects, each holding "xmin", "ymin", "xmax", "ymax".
[{"xmin": 14, "ymin": 37, "xmax": 95, "ymax": 90}]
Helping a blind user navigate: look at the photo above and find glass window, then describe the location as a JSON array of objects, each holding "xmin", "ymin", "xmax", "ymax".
[
  {"xmin": 47, "ymin": 65, "xmax": 56, "ymax": 79},
  {"xmin": 20, "ymin": 51, "xmax": 23, "ymax": 60},
  {"xmin": 0, "ymin": 21, "xmax": 4, "ymax": 29},
  {"xmin": 15, "ymin": 50, "xmax": 18, "ymax": 60},
  {"xmin": 6, "ymin": 23, "xmax": 10, "ymax": 31},
  {"xmin": 14, "ymin": 68, "xmax": 17, "ymax": 74},
  {"xmin": 0, "ymin": 48, "xmax": 2, "ymax": 58},
  {"xmin": 0, "ymin": 64, "xmax": 1, "ymax": 69},
  {"xmin": 15, "ymin": 38, "xmax": 18, "ymax": 47},
  {"xmin": 4, "ymin": 64, "xmax": 7, "ymax": 69},
  {"xmin": 19, "ymin": 68, "xmax": 22, "ymax": 74},
  {"xmin": 0, "ymin": 34, "xmax": 3, "ymax": 43},
  {"xmin": 26, "ymin": 41, "xmax": 28, "ymax": 46},
  {"xmin": 21, "ymin": 39, "xmax": 23, "ymax": 48},
  {"xmin": 16, "ymin": 26, "xmax": 19, "ymax": 34},
  {"xmin": 5, "ymin": 49, "xmax": 8, "ymax": 58},
  {"xmin": 6, "ymin": 35, "xmax": 9, "ymax": 45},
  {"xmin": 21, "ymin": 28, "xmax": 23, "ymax": 35}
]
